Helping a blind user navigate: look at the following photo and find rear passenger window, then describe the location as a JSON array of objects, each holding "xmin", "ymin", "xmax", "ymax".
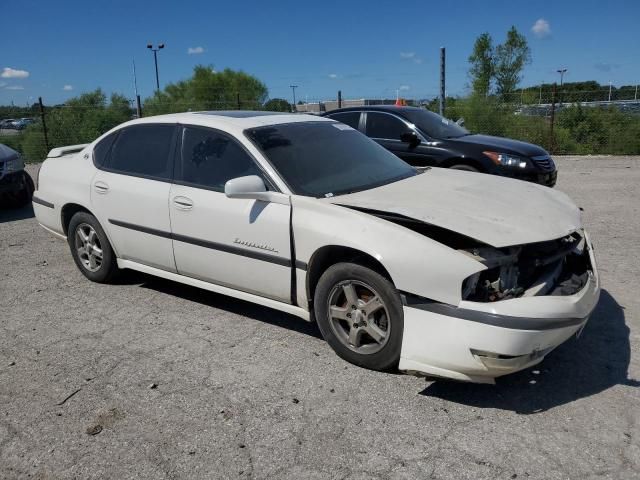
[
  {"xmin": 328, "ymin": 112, "xmax": 360, "ymax": 129},
  {"xmin": 93, "ymin": 132, "xmax": 117, "ymax": 167},
  {"xmin": 177, "ymin": 127, "xmax": 263, "ymax": 192},
  {"xmin": 366, "ymin": 112, "xmax": 412, "ymax": 140},
  {"xmin": 108, "ymin": 125, "xmax": 175, "ymax": 180}
]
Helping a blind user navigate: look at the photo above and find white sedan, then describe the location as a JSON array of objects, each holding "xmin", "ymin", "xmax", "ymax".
[{"xmin": 32, "ymin": 111, "xmax": 600, "ymax": 383}]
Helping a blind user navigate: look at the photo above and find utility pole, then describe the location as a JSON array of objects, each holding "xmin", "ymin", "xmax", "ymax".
[
  {"xmin": 549, "ymin": 83, "xmax": 557, "ymax": 154},
  {"xmin": 289, "ymin": 85, "xmax": 298, "ymax": 110},
  {"xmin": 338, "ymin": 90, "xmax": 342, "ymax": 109},
  {"xmin": 147, "ymin": 43, "xmax": 165, "ymax": 92},
  {"xmin": 38, "ymin": 97, "xmax": 49, "ymax": 153},
  {"xmin": 608, "ymin": 81, "xmax": 613, "ymax": 102},
  {"xmin": 132, "ymin": 59, "xmax": 142, "ymax": 118},
  {"xmin": 539, "ymin": 85, "xmax": 542, "ymax": 105},
  {"xmin": 635, "ymin": 84, "xmax": 638, "ymax": 101},
  {"xmin": 439, "ymin": 47, "xmax": 446, "ymax": 116}
]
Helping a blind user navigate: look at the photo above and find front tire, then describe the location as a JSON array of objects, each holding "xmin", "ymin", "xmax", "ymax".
[
  {"xmin": 68, "ymin": 212, "xmax": 118, "ymax": 283},
  {"xmin": 7, "ymin": 171, "xmax": 34, "ymax": 208},
  {"xmin": 314, "ymin": 263, "xmax": 404, "ymax": 372}
]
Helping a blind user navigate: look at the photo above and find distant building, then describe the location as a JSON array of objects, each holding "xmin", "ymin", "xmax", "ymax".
[{"xmin": 295, "ymin": 98, "xmax": 417, "ymax": 114}]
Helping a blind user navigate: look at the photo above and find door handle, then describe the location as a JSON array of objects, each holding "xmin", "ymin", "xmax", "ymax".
[
  {"xmin": 172, "ymin": 196, "xmax": 193, "ymax": 210},
  {"xmin": 94, "ymin": 181, "xmax": 109, "ymax": 194}
]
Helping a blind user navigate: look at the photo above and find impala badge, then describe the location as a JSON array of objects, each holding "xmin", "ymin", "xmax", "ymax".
[{"xmin": 234, "ymin": 238, "xmax": 279, "ymax": 254}]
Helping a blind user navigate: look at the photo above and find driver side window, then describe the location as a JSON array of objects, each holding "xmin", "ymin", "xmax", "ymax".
[
  {"xmin": 365, "ymin": 112, "xmax": 412, "ymax": 140},
  {"xmin": 177, "ymin": 126, "xmax": 264, "ymax": 192}
]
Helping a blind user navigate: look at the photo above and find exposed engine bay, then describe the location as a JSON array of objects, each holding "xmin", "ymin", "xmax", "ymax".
[
  {"xmin": 459, "ymin": 231, "xmax": 592, "ymax": 302},
  {"xmin": 348, "ymin": 207, "xmax": 593, "ymax": 303}
]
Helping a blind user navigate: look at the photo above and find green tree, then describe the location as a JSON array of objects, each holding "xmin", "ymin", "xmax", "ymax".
[
  {"xmin": 20, "ymin": 89, "xmax": 132, "ymax": 162},
  {"xmin": 264, "ymin": 98, "xmax": 291, "ymax": 112},
  {"xmin": 144, "ymin": 65, "xmax": 268, "ymax": 115},
  {"xmin": 468, "ymin": 33, "xmax": 494, "ymax": 97},
  {"xmin": 493, "ymin": 26, "xmax": 531, "ymax": 96}
]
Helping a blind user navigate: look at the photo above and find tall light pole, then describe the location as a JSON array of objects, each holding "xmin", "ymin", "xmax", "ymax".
[
  {"xmin": 556, "ymin": 68, "xmax": 567, "ymax": 87},
  {"xmin": 557, "ymin": 68, "xmax": 567, "ymax": 105},
  {"xmin": 147, "ymin": 43, "xmax": 165, "ymax": 92},
  {"xmin": 289, "ymin": 85, "xmax": 298, "ymax": 110},
  {"xmin": 608, "ymin": 81, "xmax": 613, "ymax": 102}
]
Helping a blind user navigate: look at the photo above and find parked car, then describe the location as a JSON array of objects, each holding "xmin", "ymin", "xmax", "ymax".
[
  {"xmin": 323, "ymin": 106, "xmax": 558, "ymax": 187},
  {"xmin": 0, "ymin": 143, "xmax": 34, "ymax": 207},
  {"xmin": 32, "ymin": 112, "xmax": 598, "ymax": 383},
  {"xmin": 12, "ymin": 118, "xmax": 36, "ymax": 130},
  {"xmin": 0, "ymin": 119, "xmax": 17, "ymax": 130}
]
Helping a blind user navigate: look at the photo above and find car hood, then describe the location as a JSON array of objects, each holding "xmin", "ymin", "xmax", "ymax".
[
  {"xmin": 450, "ymin": 134, "xmax": 548, "ymax": 157},
  {"xmin": 324, "ymin": 168, "xmax": 581, "ymax": 248}
]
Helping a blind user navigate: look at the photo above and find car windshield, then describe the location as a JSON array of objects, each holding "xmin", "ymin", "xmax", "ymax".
[
  {"xmin": 245, "ymin": 121, "xmax": 417, "ymax": 197},
  {"xmin": 402, "ymin": 109, "xmax": 469, "ymax": 139}
]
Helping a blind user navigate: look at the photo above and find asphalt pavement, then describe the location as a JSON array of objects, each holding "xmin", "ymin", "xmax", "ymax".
[{"xmin": 1, "ymin": 157, "xmax": 638, "ymax": 479}]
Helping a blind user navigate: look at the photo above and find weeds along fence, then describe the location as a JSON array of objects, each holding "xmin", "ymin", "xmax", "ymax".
[{"xmin": 1, "ymin": 89, "xmax": 640, "ymax": 163}]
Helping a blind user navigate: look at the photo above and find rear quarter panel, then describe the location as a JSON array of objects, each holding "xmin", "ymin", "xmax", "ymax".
[{"xmin": 33, "ymin": 147, "xmax": 95, "ymax": 236}]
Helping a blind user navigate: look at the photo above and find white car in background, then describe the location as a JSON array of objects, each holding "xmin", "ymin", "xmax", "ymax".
[{"xmin": 32, "ymin": 111, "xmax": 600, "ymax": 383}]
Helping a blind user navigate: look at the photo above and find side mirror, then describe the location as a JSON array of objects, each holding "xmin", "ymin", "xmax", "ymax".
[
  {"xmin": 400, "ymin": 131, "xmax": 420, "ymax": 147},
  {"xmin": 224, "ymin": 175, "xmax": 290, "ymax": 205}
]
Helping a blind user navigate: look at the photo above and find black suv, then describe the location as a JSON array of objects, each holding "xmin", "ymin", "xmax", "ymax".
[{"xmin": 323, "ymin": 106, "xmax": 557, "ymax": 187}]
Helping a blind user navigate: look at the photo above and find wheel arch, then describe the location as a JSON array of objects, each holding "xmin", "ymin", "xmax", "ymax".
[
  {"xmin": 305, "ymin": 245, "xmax": 394, "ymax": 311},
  {"xmin": 439, "ymin": 156, "xmax": 486, "ymax": 172},
  {"xmin": 60, "ymin": 203, "xmax": 94, "ymax": 236}
]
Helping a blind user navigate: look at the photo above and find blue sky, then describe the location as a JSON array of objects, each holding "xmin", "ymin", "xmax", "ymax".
[{"xmin": 2, "ymin": 0, "xmax": 639, "ymax": 106}]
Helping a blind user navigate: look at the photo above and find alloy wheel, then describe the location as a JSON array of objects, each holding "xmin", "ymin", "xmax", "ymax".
[
  {"xmin": 74, "ymin": 223, "xmax": 103, "ymax": 272},
  {"xmin": 327, "ymin": 280, "xmax": 391, "ymax": 354}
]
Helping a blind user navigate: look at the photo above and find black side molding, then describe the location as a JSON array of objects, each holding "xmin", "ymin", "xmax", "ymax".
[
  {"xmin": 32, "ymin": 196, "xmax": 54, "ymax": 209},
  {"xmin": 108, "ymin": 218, "xmax": 292, "ymax": 268},
  {"xmin": 402, "ymin": 292, "xmax": 587, "ymax": 331}
]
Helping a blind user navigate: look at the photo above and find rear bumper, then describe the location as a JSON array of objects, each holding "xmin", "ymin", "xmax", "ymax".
[{"xmin": 398, "ymin": 233, "xmax": 599, "ymax": 383}]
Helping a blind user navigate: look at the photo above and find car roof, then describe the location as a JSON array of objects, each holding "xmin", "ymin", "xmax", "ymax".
[
  {"xmin": 323, "ymin": 105, "xmax": 425, "ymax": 117},
  {"xmin": 121, "ymin": 111, "xmax": 334, "ymax": 130}
]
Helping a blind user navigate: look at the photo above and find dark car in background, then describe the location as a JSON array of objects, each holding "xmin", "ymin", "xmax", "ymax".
[
  {"xmin": 323, "ymin": 106, "xmax": 557, "ymax": 187},
  {"xmin": 0, "ymin": 143, "xmax": 34, "ymax": 208}
]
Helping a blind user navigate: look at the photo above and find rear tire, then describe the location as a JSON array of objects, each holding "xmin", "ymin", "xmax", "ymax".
[
  {"xmin": 314, "ymin": 262, "xmax": 404, "ymax": 372},
  {"xmin": 449, "ymin": 164, "xmax": 479, "ymax": 172},
  {"xmin": 68, "ymin": 212, "xmax": 119, "ymax": 283}
]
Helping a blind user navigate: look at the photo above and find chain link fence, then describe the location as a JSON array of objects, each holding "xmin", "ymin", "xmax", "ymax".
[{"xmin": 1, "ymin": 88, "xmax": 639, "ymax": 163}]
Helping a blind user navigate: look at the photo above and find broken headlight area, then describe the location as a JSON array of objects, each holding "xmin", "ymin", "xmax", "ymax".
[{"xmin": 461, "ymin": 231, "xmax": 592, "ymax": 302}]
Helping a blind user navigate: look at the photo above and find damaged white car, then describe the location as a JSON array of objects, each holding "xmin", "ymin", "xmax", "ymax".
[{"xmin": 32, "ymin": 112, "xmax": 600, "ymax": 383}]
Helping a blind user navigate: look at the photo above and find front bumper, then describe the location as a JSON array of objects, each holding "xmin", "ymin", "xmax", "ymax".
[
  {"xmin": 0, "ymin": 171, "xmax": 26, "ymax": 194},
  {"xmin": 500, "ymin": 168, "xmax": 557, "ymax": 187},
  {"xmin": 398, "ymin": 233, "xmax": 599, "ymax": 383}
]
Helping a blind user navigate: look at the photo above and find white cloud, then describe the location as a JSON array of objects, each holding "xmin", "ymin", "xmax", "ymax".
[
  {"xmin": 1, "ymin": 67, "xmax": 30, "ymax": 79},
  {"xmin": 5, "ymin": 85, "xmax": 25, "ymax": 90},
  {"xmin": 400, "ymin": 52, "xmax": 423, "ymax": 64},
  {"xmin": 399, "ymin": 85, "xmax": 410, "ymax": 91},
  {"xmin": 531, "ymin": 18, "xmax": 551, "ymax": 38},
  {"xmin": 328, "ymin": 73, "xmax": 338, "ymax": 79},
  {"xmin": 62, "ymin": 85, "xmax": 73, "ymax": 91},
  {"xmin": 187, "ymin": 46, "xmax": 205, "ymax": 55}
]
